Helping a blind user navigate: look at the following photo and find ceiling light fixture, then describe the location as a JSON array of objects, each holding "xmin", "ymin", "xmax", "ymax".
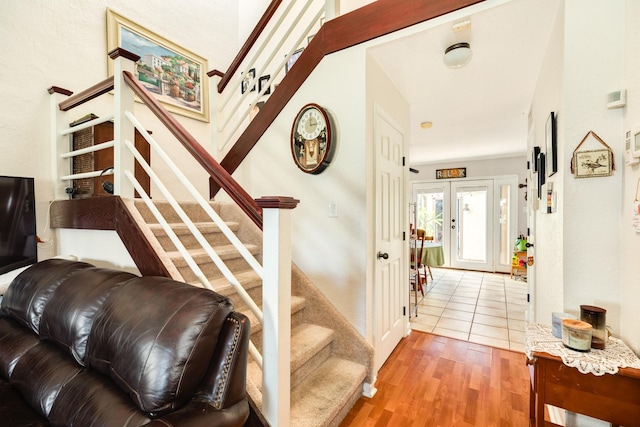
[{"xmin": 443, "ymin": 42, "xmax": 472, "ymax": 68}]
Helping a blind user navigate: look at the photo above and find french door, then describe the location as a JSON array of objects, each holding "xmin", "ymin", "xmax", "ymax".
[{"xmin": 412, "ymin": 177, "xmax": 517, "ymax": 273}]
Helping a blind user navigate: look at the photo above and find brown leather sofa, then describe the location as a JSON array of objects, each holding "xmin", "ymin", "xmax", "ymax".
[{"xmin": 0, "ymin": 258, "xmax": 251, "ymax": 426}]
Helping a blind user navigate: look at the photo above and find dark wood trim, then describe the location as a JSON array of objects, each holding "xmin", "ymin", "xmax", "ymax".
[
  {"xmin": 255, "ymin": 196, "xmax": 300, "ymax": 210},
  {"xmin": 207, "ymin": 69, "xmax": 225, "ymax": 79},
  {"xmin": 50, "ymin": 197, "xmax": 170, "ymax": 277},
  {"xmin": 108, "ymin": 47, "xmax": 141, "ymax": 62},
  {"xmin": 121, "ymin": 70, "xmax": 263, "ymax": 229},
  {"xmin": 48, "ymin": 86, "xmax": 73, "ymax": 96},
  {"xmin": 211, "ymin": 0, "xmax": 483, "ymax": 196},
  {"xmin": 215, "ymin": 0, "xmax": 283, "ymax": 93},
  {"xmin": 58, "ymin": 76, "xmax": 115, "ymax": 112}
]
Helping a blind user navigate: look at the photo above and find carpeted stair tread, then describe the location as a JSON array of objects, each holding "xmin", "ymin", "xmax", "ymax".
[
  {"xmin": 197, "ymin": 269, "xmax": 262, "ymax": 293},
  {"xmin": 290, "ymin": 357, "xmax": 367, "ymax": 427},
  {"xmin": 290, "ymin": 324, "xmax": 334, "ymax": 372},
  {"xmin": 148, "ymin": 221, "xmax": 239, "ymax": 235},
  {"xmin": 134, "ymin": 200, "xmax": 223, "ymax": 223},
  {"xmin": 239, "ymin": 295, "xmax": 307, "ymax": 335},
  {"xmin": 246, "ymin": 323, "xmax": 334, "ymax": 393},
  {"xmin": 166, "ymin": 244, "xmax": 260, "ymax": 264}
]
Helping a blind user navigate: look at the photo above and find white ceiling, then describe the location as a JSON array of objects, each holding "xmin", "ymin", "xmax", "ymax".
[{"xmin": 367, "ymin": 0, "xmax": 561, "ymax": 165}]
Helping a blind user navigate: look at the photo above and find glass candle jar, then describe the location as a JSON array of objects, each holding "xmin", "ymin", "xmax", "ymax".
[
  {"xmin": 580, "ymin": 305, "xmax": 607, "ymax": 349},
  {"xmin": 561, "ymin": 319, "xmax": 592, "ymax": 352},
  {"xmin": 552, "ymin": 312, "xmax": 576, "ymax": 338}
]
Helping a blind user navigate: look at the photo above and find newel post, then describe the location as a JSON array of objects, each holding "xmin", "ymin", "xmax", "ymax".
[
  {"xmin": 109, "ymin": 48, "xmax": 140, "ymax": 199},
  {"xmin": 256, "ymin": 196, "xmax": 299, "ymax": 427},
  {"xmin": 47, "ymin": 86, "xmax": 73, "ymax": 201},
  {"xmin": 207, "ymin": 70, "xmax": 223, "ymax": 154}
]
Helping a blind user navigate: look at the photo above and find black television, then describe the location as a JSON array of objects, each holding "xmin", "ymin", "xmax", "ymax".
[{"xmin": 0, "ymin": 176, "xmax": 37, "ymax": 275}]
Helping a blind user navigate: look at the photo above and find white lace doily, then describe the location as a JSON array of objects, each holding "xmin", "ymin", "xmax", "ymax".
[{"xmin": 525, "ymin": 322, "xmax": 640, "ymax": 376}]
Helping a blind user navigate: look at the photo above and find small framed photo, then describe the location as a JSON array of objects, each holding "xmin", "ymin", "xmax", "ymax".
[
  {"xmin": 286, "ymin": 48, "xmax": 304, "ymax": 73},
  {"xmin": 573, "ymin": 149, "xmax": 612, "ymax": 178},
  {"xmin": 241, "ymin": 68, "xmax": 256, "ymax": 94},
  {"xmin": 531, "ymin": 146, "xmax": 540, "ymax": 173},
  {"xmin": 259, "ymin": 75, "xmax": 271, "ymax": 95},
  {"xmin": 546, "ymin": 112, "xmax": 557, "ymax": 177}
]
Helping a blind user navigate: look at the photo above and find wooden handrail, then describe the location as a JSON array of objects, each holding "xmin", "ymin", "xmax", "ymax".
[
  {"xmin": 214, "ymin": 0, "xmax": 283, "ymax": 93},
  {"xmin": 211, "ymin": 0, "xmax": 483, "ymax": 196},
  {"xmin": 121, "ymin": 70, "xmax": 263, "ymax": 229},
  {"xmin": 58, "ymin": 76, "xmax": 114, "ymax": 111}
]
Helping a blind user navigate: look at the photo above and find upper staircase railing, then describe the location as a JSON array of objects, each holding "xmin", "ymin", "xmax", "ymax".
[{"xmin": 209, "ymin": 0, "xmax": 483, "ymax": 196}]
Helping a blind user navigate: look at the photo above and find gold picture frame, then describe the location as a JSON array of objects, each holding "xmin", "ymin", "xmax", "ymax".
[{"xmin": 106, "ymin": 9, "xmax": 209, "ymax": 122}]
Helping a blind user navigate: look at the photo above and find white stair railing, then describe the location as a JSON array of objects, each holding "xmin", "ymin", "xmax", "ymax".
[{"xmin": 212, "ymin": 0, "xmax": 329, "ymax": 156}]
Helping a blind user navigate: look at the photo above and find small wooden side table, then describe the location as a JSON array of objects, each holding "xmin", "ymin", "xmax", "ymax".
[{"xmin": 525, "ymin": 323, "xmax": 640, "ymax": 427}]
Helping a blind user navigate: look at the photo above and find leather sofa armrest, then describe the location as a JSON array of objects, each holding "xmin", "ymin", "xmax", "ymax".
[{"xmin": 197, "ymin": 312, "xmax": 251, "ymax": 410}]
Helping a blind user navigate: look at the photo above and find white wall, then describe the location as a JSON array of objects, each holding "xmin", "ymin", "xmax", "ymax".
[
  {"xmin": 530, "ymin": 1, "xmax": 628, "ymax": 341},
  {"xmin": 562, "ymin": 1, "xmax": 624, "ymax": 332},
  {"xmin": 529, "ymin": 1, "xmax": 565, "ymax": 323},
  {"xmin": 0, "ymin": 1, "xmax": 239, "ymax": 264},
  {"xmin": 238, "ymin": 48, "xmax": 369, "ymax": 333},
  {"xmin": 620, "ymin": 0, "xmax": 640, "ymax": 353},
  {"xmin": 57, "ymin": 229, "xmax": 139, "ymax": 274}
]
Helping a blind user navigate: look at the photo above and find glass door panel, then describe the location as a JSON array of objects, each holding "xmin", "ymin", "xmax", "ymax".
[{"xmin": 450, "ymin": 180, "xmax": 493, "ymax": 271}]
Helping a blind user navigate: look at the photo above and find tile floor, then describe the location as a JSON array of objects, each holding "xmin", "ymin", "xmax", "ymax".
[{"xmin": 410, "ymin": 267, "xmax": 528, "ymax": 352}]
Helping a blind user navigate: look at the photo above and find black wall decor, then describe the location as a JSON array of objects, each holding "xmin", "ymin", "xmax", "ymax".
[{"xmin": 537, "ymin": 152, "xmax": 546, "ymax": 199}]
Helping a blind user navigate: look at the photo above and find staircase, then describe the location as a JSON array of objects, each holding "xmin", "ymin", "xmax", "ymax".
[{"xmin": 131, "ymin": 199, "xmax": 371, "ymax": 427}]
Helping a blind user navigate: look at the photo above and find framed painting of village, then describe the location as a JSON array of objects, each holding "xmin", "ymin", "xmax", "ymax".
[{"xmin": 106, "ymin": 9, "xmax": 209, "ymax": 122}]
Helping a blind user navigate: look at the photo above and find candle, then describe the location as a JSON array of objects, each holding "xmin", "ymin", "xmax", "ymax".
[{"xmin": 561, "ymin": 319, "xmax": 592, "ymax": 352}]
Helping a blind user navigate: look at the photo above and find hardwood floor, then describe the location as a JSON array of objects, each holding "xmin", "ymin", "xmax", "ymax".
[{"xmin": 340, "ymin": 331, "xmax": 531, "ymax": 427}]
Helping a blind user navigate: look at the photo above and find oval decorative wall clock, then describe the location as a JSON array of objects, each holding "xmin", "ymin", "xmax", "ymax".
[{"xmin": 290, "ymin": 103, "xmax": 336, "ymax": 174}]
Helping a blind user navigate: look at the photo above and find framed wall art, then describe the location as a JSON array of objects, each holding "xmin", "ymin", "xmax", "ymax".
[
  {"xmin": 573, "ymin": 149, "xmax": 612, "ymax": 178},
  {"xmin": 546, "ymin": 112, "xmax": 557, "ymax": 177},
  {"xmin": 106, "ymin": 9, "xmax": 209, "ymax": 122},
  {"xmin": 570, "ymin": 131, "xmax": 615, "ymax": 178}
]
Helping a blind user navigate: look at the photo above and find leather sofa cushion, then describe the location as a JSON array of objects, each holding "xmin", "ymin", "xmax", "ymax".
[
  {"xmin": 39, "ymin": 267, "xmax": 136, "ymax": 365},
  {"xmin": 10, "ymin": 341, "xmax": 83, "ymax": 418},
  {"xmin": 48, "ymin": 370, "xmax": 151, "ymax": 427},
  {"xmin": 0, "ymin": 380, "xmax": 48, "ymax": 427},
  {"xmin": 0, "ymin": 259, "xmax": 93, "ymax": 333},
  {"xmin": 85, "ymin": 276, "xmax": 234, "ymax": 417},
  {"xmin": 0, "ymin": 318, "xmax": 40, "ymax": 379}
]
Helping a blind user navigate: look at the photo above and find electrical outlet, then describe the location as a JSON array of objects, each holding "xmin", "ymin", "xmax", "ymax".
[{"xmin": 329, "ymin": 201, "xmax": 338, "ymax": 217}]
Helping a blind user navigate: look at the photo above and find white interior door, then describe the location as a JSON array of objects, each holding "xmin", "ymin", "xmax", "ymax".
[{"xmin": 374, "ymin": 108, "xmax": 405, "ymax": 371}]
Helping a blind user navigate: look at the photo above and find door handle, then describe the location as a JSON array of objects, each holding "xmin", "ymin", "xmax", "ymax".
[
  {"xmin": 526, "ymin": 242, "xmax": 534, "ymax": 248},
  {"xmin": 451, "ymin": 225, "xmax": 456, "ymax": 229},
  {"xmin": 377, "ymin": 251, "xmax": 389, "ymax": 260}
]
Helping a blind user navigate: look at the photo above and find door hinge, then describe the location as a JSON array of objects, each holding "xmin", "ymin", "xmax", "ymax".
[
  {"xmin": 527, "ymin": 294, "xmax": 530, "ymax": 303},
  {"xmin": 402, "ymin": 157, "xmax": 405, "ymax": 166},
  {"xmin": 403, "ymin": 231, "xmax": 406, "ymax": 241},
  {"xmin": 403, "ymin": 306, "xmax": 406, "ymax": 316}
]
